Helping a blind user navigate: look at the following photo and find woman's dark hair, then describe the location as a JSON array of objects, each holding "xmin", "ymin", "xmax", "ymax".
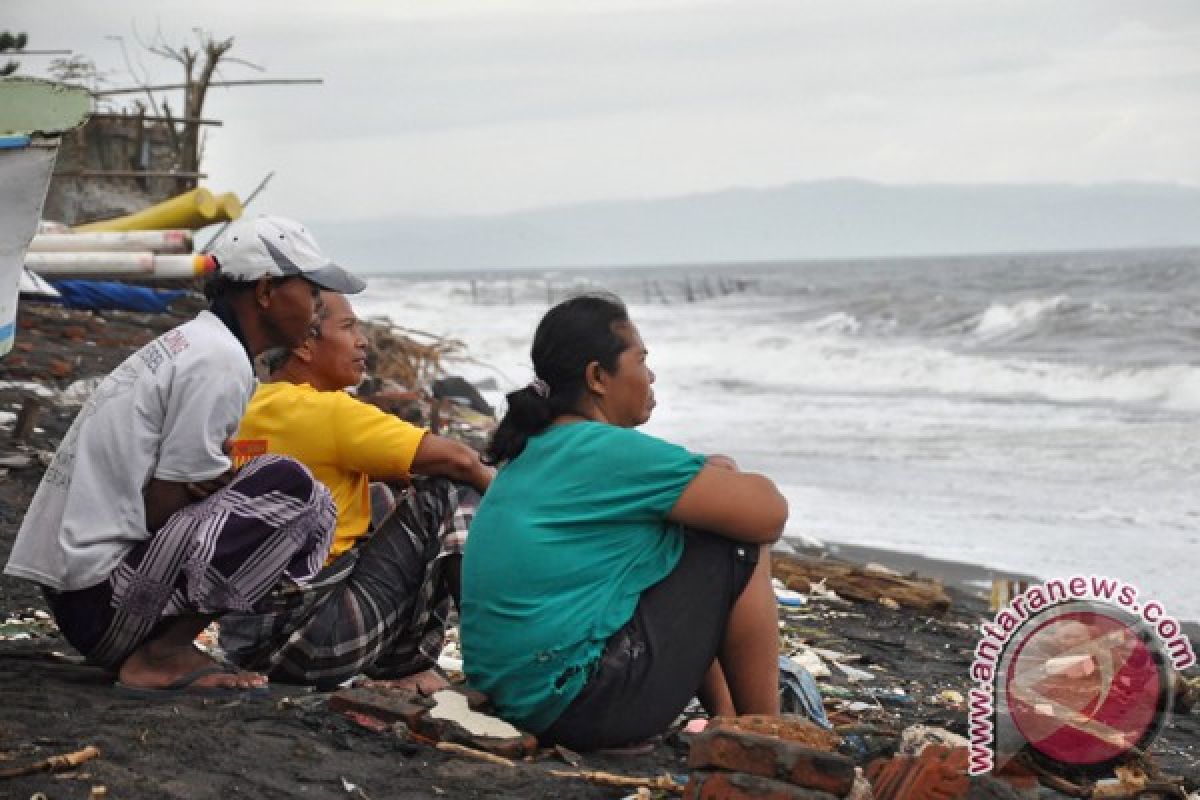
[{"xmin": 486, "ymin": 292, "xmax": 631, "ymax": 464}]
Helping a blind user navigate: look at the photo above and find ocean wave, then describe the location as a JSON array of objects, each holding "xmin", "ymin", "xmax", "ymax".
[
  {"xmin": 801, "ymin": 312, "xmax": 860, "ymax": 335},
  {"xmin": 972, "ymin": 295, "xmax": 1069, "ymax": 340},
  {"xmin": 659, "ymin": 325, "xmax": 1200, "ymax": 413}
]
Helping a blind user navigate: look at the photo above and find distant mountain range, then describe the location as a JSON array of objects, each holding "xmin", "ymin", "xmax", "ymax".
[{"xmin": 318, "ymin": 179, "xmax": 1200, "ymax": 271}]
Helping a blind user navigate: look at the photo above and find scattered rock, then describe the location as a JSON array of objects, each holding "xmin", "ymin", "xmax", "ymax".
[{"xmin": 896, "ymin": 725, "xmax": 969, "ymax": 757}]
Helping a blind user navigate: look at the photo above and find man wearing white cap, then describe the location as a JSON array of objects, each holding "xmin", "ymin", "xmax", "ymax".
[{"xmin": 5, "ymin": 215, "xmax": 362, "ymax": 698}]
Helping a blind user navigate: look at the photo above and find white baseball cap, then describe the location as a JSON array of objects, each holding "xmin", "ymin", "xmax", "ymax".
[{"xmin": 211, "ymin": 215, "xmax": 366, "ymax": 294}]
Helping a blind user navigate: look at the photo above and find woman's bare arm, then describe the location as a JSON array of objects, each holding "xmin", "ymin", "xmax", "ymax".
[{"xmin": 667, "ymin": 463, "xmax": 788, "ymax": 544}]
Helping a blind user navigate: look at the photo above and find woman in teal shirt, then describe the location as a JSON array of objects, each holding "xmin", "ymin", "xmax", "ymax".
[{"xmin": 461, "ymin": 293, "xmax": 787, "ymax": 750}]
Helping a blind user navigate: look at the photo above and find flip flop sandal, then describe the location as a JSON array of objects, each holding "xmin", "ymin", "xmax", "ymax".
[{"xmin": 114, "ymin": 664, "xmax": 271, "ymax": 700}]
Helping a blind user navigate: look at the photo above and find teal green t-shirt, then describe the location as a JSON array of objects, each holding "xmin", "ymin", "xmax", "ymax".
[{"xmin": 460, "ymin": 421, "xmax": 706, "ymax": 732}]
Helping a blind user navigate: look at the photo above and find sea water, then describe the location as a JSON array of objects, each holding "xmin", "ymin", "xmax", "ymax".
[{"xmin": 354, "ymin": 249, "xmax": 1200, "ymax": 622}]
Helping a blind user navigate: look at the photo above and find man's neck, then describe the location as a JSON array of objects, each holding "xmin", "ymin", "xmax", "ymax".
[
  {"xmin": 270, "ymin": 361, "xmax": 338, "ymax": 391},
  {"xmin": 224, "ymin": 295, "xmax": 274, "ymax": 358}
]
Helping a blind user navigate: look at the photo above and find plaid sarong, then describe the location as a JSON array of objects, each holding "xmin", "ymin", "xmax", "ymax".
[
  {"xmin": 46, "ymin": 455, "xmax": 336, "ymax": 670},
  {"xmin": 218, "ymin": 476, "xmax": 478, "ymax": 689}
]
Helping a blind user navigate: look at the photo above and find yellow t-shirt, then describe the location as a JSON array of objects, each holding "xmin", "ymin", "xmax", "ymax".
[{"xmin": 236, "ymin": 382, "xmax": 426, "ymax": 561}]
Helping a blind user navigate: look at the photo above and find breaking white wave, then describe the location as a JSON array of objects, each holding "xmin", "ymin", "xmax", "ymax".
[{"xmin": 972, "ymin": 295, "xmax": 1069, "ymax": 340}]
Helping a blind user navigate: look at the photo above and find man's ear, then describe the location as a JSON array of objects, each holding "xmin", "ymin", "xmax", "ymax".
[{"xmin": 253, "ymin": 276, "xmax": 275, "ymax": 309}]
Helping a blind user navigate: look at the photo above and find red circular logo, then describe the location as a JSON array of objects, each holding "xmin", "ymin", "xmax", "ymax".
[{"xmin": 1003, "ymin": 608, "xmax": 1169, "ymax": 767}]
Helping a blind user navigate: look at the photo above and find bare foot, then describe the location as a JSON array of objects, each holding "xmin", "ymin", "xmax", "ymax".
[
  {"xmin": 359, "ymin": 669, "xmax": 449, "ymax": 696},
  {"xmin": 118, "ymin": 643, "xmax": 267, "ymax": 691}
]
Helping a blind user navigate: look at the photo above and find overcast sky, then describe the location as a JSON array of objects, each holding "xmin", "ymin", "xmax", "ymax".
[{"xmin": 11, "ymin": 1, "xmax": 1200, "ymax": 222}]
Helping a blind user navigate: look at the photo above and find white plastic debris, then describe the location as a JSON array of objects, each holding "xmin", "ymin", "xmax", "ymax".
[
  {"xmin": 788, "ymin": 646, "xmax": 831, "ymax": 679},
  {"xmin": 428, "ymin": 690, "xmax": 521, "ymax": 738},
  {"xmin": 836, "ymin": 662, "xmax": 876, "ymax": 683}
]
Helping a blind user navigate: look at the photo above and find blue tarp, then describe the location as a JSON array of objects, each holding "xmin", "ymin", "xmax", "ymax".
[{"xmin": 51, "ymin": 280, "xmax": 187, "ymax": 313}]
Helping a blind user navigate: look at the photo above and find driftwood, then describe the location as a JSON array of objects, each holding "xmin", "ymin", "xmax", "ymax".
[
  {"xmin": 772, "ymin": 554, "xmax": 951, "ymax": 614},
  {"xmin": 363, "ymin": 317, "xmax": 467, "ymax": 391},
  {"xmin": 547, "ymin": 769, "xmax": 684, "ymax": 794},
  {"xmin": 0, "ymin": 744, "xmax": 99, "ymax": 779},
  {"xmin": 435, "ymin": 742, "xmax": 516, "ymax": 767}
]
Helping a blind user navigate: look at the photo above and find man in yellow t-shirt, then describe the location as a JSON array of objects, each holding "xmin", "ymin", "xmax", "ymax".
[{"xmin": 220, "ymin": 292, "xmax": 492, "ymax": 692}]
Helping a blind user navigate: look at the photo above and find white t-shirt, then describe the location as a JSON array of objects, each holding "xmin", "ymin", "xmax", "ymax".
[{"xmin": 5, "ymin": 311, "xmax": 255, "ymax": 591}]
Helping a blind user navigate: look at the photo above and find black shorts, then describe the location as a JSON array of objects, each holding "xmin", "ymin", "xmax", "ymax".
[{"xmin": 538, "ymin": 528, "xmax": 759, "ymax": 750}]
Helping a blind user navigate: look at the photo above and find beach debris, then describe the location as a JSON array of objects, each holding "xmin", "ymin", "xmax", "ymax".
[
  {"xmin": 435, "ymin": 741, "xmax": 516, "ymax": 767},
  {"xmin": 896, "ymin": 726, "xmax": 968, "ymax": 757},
  {"xmin": 329, "ymin": 686, "xmax": 538, "ymax": 759},
  {"xmin": 773, "ymin": 555, "xmax": 951, "ymax": 614},
  {"xmin": 779, "ymin": 656, "xmax": 833, "ymax": 729},
  {"xmin": 1173, "ymin": 672, "xmax": 1198, "ymax": 714},
  {"xmin": 864, "ymin": 743, "xmax": 968, "ymax": 800},
  {"xmin": 847, "ymin": 768, "xmax": 875, "ymax": 800},
  {"xmin": 687, "ymin": 714, "xmax": 854, "ymax": 797},
  {"xmin": 807, "ymin": 579, "xmax": 850, "ymax": 606},
  {"xmin": 0, "ymin": 452, "xmax": 33, "ymax": 469},
  {"xmin": 0, "ymin": 744, "xmax": 99, "ymax": 779},
  {"xmin": 988, "ymin": 578, "xmax": 1030, "ymax": 613},
  {"xmin": 340, "ymin": 776, "xmax": 372, "ymax": 799},
  {"xmin": 553, "ymin": 744, "xmax": 583, "ymax": 767},
  {"xmin": 790, "ymin": 648, "xmax": 831, "ymax": 677},
  {"xmin": 88, "ymin": 786, "xmax": 107, "ymax": 800},
  {"xmin": 775, "ymin": 577, "xmax": 810, "ymax": 608},
  {"xmin": 0, "ymin": 608, "xmax": 60, "ymax": 641},
  {"xmin": 684, "ymin": 769, "xmax": 844, "ymax": 798},
  {"xmin": 343, "ymin": 710, "xmax": 391, "ymax": 734},
  {"xmin": 934, "ymin": 690, "xmax": 964, "ymax": 708},
  {"xmin": 548, "ymin": 768, "xmax": 684, "ymax": 795},
  {"xmin": 428, "ymin": 689, "xmax": 520, "ymax": 739},
  {"xmin": 835, "ymin": 662, "xmax": 876, "ymax": 684},
  {"xmin": 878, "ymin": 597, "xmax": 900, "ymax": 611}
]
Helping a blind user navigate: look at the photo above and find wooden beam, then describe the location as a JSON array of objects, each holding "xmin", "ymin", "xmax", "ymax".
[
  {"xmin": 53, "ymin": 169, "xmax": 207, "ymax": 179},
  {"xmin": 93, "ymin": 78, "xmax": 323, "ymax": 96},
  {"xmin": 90, "ymin": 112, "xmax": 223, "ymax": 126}
]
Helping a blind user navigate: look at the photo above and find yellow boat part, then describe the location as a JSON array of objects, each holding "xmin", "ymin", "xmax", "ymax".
[{"xmin": 74, "ymin": 187, "xmax": 242, "ymax": 232}]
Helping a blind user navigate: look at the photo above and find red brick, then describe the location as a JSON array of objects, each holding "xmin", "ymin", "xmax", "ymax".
[
  {"xmin": 866, "ymin": 745, "xmax": 969, "ymax": 800},
  {"xmin": 710, "ymin": 716, "xmax": 841, "ymax": 752},
  {"xmin": 329, "ymin": 687, "xmax": 432, "ymax": 729},
  {"xmin": 690, "ymin": 730, "xmax": 855, "ymax": 796},
  {"xmin": 48, "ymin": 358, "xmax": 73, "ymax": 378},
  {"xmin": 684, "ymin": 770, "xmax": 842, "ymax": 800},
  {"xmin": 990, "ymin": 758, "xmax": 1039, "ymax": 797}
]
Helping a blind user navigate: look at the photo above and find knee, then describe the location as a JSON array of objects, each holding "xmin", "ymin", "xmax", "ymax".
[{"xmin": 256, "ymin": 455, "xmax": 324, "ymax": 502}]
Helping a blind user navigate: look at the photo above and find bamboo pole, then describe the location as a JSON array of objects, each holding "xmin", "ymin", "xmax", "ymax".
[{"xmin": 93, "ymin": 78, "xmax": 323, "ymax": 96}]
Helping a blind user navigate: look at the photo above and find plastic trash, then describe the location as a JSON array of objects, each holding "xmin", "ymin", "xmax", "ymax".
[{"xmin": 778, "ymin": 655, "xmax": 832, "ymax": 729}]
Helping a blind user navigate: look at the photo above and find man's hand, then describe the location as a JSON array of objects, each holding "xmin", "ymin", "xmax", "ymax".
[{"xmin": 184, "ymin": 470, "xmax": 235, "ymax": 500}]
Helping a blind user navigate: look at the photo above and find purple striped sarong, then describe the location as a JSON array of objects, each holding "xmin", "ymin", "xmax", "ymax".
[{"xmin": 45, "ymin": 455, "xmax": 335, "ymax": 670}]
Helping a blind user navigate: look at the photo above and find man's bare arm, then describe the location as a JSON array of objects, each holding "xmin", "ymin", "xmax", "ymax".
[{"xmin": 409, "ymin": 434, "xmax": 493, "ymax": 493}]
